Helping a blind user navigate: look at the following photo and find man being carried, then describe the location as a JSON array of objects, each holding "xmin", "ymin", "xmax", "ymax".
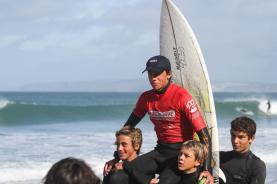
[{"xmin": 104, "ymin": 55, "xmax": 213, "ymax": 184}]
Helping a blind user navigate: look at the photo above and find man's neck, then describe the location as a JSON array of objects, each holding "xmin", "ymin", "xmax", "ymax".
[{"xmin": 155, "ymin": 81, "xmax": 171, "ymax": 94}]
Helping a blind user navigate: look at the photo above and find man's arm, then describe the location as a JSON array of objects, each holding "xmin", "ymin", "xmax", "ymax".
[
  {"xmin": 123, "ymin": 112, "xmax": 142, "ymax": 127},
  {"xmin": 197, "ymin": 127, "xmax": 214, "ymax": 184},
  {"xmin": 197, "ymin": 127, "xmax": 212, "ymax": 173},
  {"xmin": 182, "ymin": 95, "xmax": 212, "ymax": 174}
]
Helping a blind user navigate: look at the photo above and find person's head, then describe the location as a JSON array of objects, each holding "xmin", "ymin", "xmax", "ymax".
[
  {"xmin": 115, "ymin": 127, "xmax": 142, "ymax": 161},
  {"xmin": 178, "ymin": 140, "xmax": 207, "ymax": 174},
  {"xmin": 230, "ymin": 116, "xmax": 256, "ymax": 154},
  {"xmin": 43, "ymin": 157, "xmax": 101, "ymax": 184},
  {"xmin": 142, "ymin": 55, "xmax": 172, "ymax": 91}
]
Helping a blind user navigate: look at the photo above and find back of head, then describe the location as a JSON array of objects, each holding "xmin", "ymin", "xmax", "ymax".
[
  {"xmin": 116, "ymin": 127, "xmax": 142, "ymax": 154},
  {"xmin": 43, "ymin": 157, "xmax": 101, "ymax": 184},
  {"xmin": 181, "ymin": 140, "xmax": 207, "ymax": 166},
  {"xmin": 230, "ymin": 116, "xmax": 256, "ymax": 138}
]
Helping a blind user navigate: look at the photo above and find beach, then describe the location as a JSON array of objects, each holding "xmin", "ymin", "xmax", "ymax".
[{"xmin": 0, "ymin": 92, "xmax": 276, "ymax": 183}]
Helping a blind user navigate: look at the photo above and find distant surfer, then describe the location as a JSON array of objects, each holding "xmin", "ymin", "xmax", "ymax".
[
  {"xmin": 220, "ymin": 116, "xmax": 266, "ymax": 184},
  {"xmin": 266, "ymin": 100, "xmax": 271, "ymax": 113},
  {"xmin": 103, "ymin": 55, "xmax": 213, "ymax": 184}
]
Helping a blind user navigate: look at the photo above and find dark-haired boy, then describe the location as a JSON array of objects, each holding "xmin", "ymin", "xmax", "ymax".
[{"xmin": 220, "ymin": 116, "xmax": 266, "ymax": 184}]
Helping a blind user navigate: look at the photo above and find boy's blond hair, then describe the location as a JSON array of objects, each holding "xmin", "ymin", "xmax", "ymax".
[
  {"xmin": 115, "ymin": 127, "xmax": 142, "ymax": 154},
  {"xmin": 181, "ymin": 140, "xmax": 207, "ymax": 166}
]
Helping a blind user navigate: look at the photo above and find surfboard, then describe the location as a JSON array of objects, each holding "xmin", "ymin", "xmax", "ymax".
[{"xmin": 160, "ymin": 0, "xmax": 219, "ymax": 182}]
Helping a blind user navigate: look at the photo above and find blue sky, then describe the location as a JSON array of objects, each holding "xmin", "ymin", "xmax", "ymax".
[{"xmin": 0, "ymin": 0, "xmax": 276, "ymax": 90}]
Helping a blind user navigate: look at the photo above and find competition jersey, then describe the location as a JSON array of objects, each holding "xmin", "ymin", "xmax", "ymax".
[
  {"xmin": 133, "ymin": 83, "xmax": 206, "ymax": 143},
  {"xmin": 220, "ymin": 151, "xmax": 266, "ymax": 184}
]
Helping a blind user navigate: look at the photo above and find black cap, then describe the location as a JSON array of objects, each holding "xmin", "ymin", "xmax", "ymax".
[{"xmin": 142, "ymin": 55, "xmax": 171, "ymax": 74}]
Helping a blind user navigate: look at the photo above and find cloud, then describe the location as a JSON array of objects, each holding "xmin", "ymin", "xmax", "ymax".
[
  {"xmin": 0, "ymin": 35, "xmax": 26, "ymax": 48},
  {"xmin": 18, "ymin": 25, "xmax": 107, "ymax": 51},
  {"xmin": 0, "ymin": 0, "xmax": 276, "ymax": 90},
  {"xmin": 1, "ymin": 0, "xmax": 158, "ymax": 51}
]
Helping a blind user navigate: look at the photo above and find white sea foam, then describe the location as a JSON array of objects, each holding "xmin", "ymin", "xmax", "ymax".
[
  {"xmin": 0, "ymin": 99, "xmax": 12, "ymax": 109},
  {"xmin": 0, "ymin": 120, "xmax": 276, "ymax": 184},
  {"xmin": 0, "ymin": 162, "xmax": 50, "ymax": 183},
  {"xmin": 235, "ymin": 107, "xmax": 254, "ymax": 116},
  {"xmin": 222, "ymin": 96, "xmax": 268, "ymax": 103},
  {"xmin": 0, "ymin": 120, "xmax": 156, "ymax": 183}
]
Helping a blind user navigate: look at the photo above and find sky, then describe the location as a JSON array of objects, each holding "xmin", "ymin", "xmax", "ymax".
[{"xmin": 0, "ymin": 0, "xmax": 276, "ymax": 91}]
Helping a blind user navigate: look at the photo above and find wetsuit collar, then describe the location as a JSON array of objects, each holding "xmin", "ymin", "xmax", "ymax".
[
  {"xmin": 232, "ymin": 150, "xmax": 251, "ymax": 158},
  {"xmin": 180, "ymin": 168, "xmax": 199, "ymax": 184},
  {"xmin": 154, "ymin": 81, "xmax": 171, "ymax": 94}
]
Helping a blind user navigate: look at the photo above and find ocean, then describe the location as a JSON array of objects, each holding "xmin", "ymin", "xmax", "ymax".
[{"xmin": 0, "ymin": 92, "xmax": 277, "ymax": 184}]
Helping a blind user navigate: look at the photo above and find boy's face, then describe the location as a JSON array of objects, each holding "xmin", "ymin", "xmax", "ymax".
[
  {"xmin": 116, "ymin": 135, "xmax": 138, "ymax": 161},
  {"xmin": 231, "ymin": 130, "xmax": 254, "ymax": 154},
  {"xmin": 178, "ymin": 147, "xmax": 200, "ymax": 174}
]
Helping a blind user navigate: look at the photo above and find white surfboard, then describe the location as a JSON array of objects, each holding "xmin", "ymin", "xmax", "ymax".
[{"xmin": 160, "ymin": 0, "xmax": 219, "ymax": 182}]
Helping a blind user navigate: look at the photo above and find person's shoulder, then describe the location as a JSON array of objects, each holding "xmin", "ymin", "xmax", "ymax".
[
  {"xmin": 220, "ymin": 150, "xmax": 233, "ymax": 156},
  {"xmin": 170, "ymin": 83, "xmax": 186, "ymax": 91},
  {"xmin": 249, "ymin": 152, "xmax": 266, "ymax": 168},
  {"xmin": 249, "ymin": 152, "xmax": 264, "ymax": 161},
  {"xmin": 142, "ymin": 88, "xmax": 154, "ymax": 94},
  {"xmin": 170, "ymin": 83, "xmax": 191, "ymax": 97},
  {"xmin": 220, "ymin": 151, "xmax": 234, "ymax": 162},
  {"xmin": 140, "ymin": 89, "xmax": 155, "ymax": 97}
]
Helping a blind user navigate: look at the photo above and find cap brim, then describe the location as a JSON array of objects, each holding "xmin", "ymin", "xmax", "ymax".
[
  {"xmin": 142, "ymin": 68, "xmax": 147, "ymax": 73},
  {"xmin": 142, "ymin": 67, "xmax": 165, "ymax": 74}
]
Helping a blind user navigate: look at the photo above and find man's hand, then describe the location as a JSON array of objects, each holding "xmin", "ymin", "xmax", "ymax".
[
  {"xmin": 114, "ymin": 162, "xmax": 123, "ymax": 170},
  {"xmin": 149, "ymin": 174, "xmax": 160, "ymax": 184},
  {"xmin": 103, "ymin": 158, "xmax": 117, "ymax": 176},
  {"xmin": 199, "ymin": 170, "xmax": 214, "ymax": 184},
  {"xmin": 149, "ymin": 178, "xmax": 159, "ymax": 184}
]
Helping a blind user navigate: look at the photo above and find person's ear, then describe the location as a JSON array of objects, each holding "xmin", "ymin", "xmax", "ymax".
[
  {"xmin": 195, "ymin": 161, "xmax": 200, "ymax": 167},
  {"xmin": 134, "ymin": 144, "xmax": 140, "ymax": 151},
  {"xmin": 249, "ymin": 136, "xmax": 255, "ymax": 144},
  {"xmin": 167, "ymin": 71, "xmax": 172, "ymax": 79}
]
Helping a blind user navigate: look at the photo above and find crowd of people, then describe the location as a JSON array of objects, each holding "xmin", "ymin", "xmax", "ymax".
[{"xmin": 42, "ymin": 55, "xmax": 266, "ymax": 184}]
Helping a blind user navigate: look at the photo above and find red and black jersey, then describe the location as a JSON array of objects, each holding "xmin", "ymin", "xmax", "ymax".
[{"xmin": 133, "ymin": 83, "xmax": 206, "ymax": 143}]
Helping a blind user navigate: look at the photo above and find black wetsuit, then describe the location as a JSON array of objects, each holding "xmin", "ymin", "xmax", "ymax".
[
  {"xmin": 102, "ymin": 170, "xmax": 130, "ymax": 184},
  {"xmin": 179, "ymin": 171, "xmax": 200, "ymax": 184},
  {"xmin": 158, "ymin": 160, "xmax": 201, "ymax": 184},
  {"xmin": 123, "ymin": 142, "xmax": 183, "ymax": 184},
  {"xmin": 220, "ymin": 151, "xmax": 266, "ymax": 184}
]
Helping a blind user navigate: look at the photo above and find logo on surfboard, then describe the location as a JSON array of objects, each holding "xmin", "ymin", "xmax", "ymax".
[{"xmin": 173, "ymin": 46, "xmax": 186, "ymax": 70}]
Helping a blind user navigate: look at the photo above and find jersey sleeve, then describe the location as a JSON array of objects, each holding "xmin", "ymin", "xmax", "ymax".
[
  {"xmin": 180, "ymin": 93, "xmax": 206, "ymax": 132},
  {"xmin": 133, "ymin": 93, "xmax": 147, "ymax": 118}
]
